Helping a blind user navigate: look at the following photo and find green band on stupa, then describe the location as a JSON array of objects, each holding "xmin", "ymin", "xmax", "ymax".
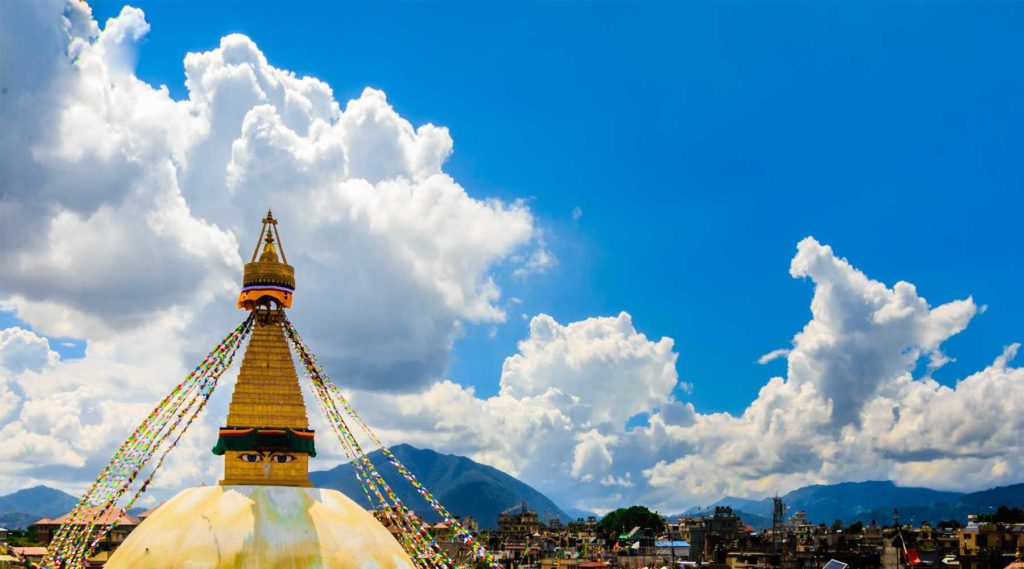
[{"xmin": 211, "ymin": 427, "xmax": 317, "ymax": 457}]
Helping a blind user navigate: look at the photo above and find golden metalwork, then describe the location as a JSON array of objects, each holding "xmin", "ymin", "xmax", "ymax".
[
  {"xmin": 237, "ymin": 209, "xmax": 295, "ymax": 309},
  {"xmin": 222, "ymin": 213, "xmax": 312, "ymax": 487}
]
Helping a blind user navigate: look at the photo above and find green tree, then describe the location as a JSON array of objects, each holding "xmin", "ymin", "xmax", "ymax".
[
  {"xmin": 598, "ymin": 506, "xmax": 665, "ymax": 540},
  {"xmin": 977, "ymin": 506, "xmax": 1024, "ymax": 523},
  {"xmin": 5, "ymin": 528, "xmax": 42, "ymax": 547}
]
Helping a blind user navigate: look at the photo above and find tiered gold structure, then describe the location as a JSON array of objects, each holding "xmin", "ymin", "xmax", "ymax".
[
  {"xmin": 106, "ymin": 212, "xmax": 416, "ymax": 569},
  {"xmin": 219, "ymin": 210, "xmax": 313, "ymax": 487},
  {"xmin": 237, "ymin": 210, "xmax": 295, "ymax": 310},
  {"xmin": 220, "ymin": 322, "xmax": 313, "ymax": 486}
]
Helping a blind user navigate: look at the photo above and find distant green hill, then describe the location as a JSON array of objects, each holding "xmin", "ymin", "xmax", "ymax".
[
  {"xmin": 0, "ymin": 512, "xmax": 38, "ymax": 530},
  {"xmin": 564, "ymin": 506, "xmax": 599, "ymax": 520},
  {"xmin": 783, "ymin": 481, "xmax": 962, "ymax": 524},
  {"xmin": 673, "ymin": 505, "xmax": 772, "ymax": 530},
  {"xmin": 0, "ymin": 485, "xmax": 80, "ymax": 529},
  {"xmin": 3, "ymin": 470, "xmax": 1020, "ymax": 532},
  {"xmin": 856, "ymin": 483, "xmax": 1024, "ymax": 525},
  {"xmin": 678, "ymin": 481, "xmax": 1024, "ymax": 528},
  {"xmin": 309, "ymin": 444, "xmax": 571, "ymax": 528}
]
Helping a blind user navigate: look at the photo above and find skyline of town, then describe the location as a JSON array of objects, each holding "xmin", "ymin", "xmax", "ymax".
[{"xmin": 4, "ymin": 484, "xmax": 1022, "ymax": 569}]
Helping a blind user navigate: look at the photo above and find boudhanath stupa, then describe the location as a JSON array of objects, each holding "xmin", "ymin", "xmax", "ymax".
[{"xmin": 44, "ymin": 213, "xmax": 493, "ymax": 569}]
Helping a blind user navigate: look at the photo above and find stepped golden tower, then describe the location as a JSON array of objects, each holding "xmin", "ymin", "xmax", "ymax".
[
  {"xmin": 212, "ymin": 210, "xmax": 315, "ymax": 487},
  {"xmin": 104, "ymin": 213, "xmax": 415, "ymax": 569}
]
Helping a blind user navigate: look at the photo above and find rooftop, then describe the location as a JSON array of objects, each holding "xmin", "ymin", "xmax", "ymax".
[
  {"xmin": 34, "ymin": 508, "xmax": 139, "ymax": 527},
  {"xmin": 12, "ymin": 546, "xmax": 48, "ymax": 556}
]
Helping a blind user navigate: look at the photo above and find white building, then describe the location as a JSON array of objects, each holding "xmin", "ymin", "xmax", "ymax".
[{"xmin": 655, "ymin": 540, "xmax": 691, "ymax": 558}]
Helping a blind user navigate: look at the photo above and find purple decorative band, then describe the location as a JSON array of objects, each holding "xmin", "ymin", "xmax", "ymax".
[{"xmin": 241, "ymin": 284, "xmax": 294, "ymax": 293}]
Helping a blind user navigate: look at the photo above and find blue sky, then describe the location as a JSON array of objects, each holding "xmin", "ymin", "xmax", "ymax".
[
  {"xmin": 3, "ymin": 0, "xmax": 1023, "ymax": 504},
  {"xmin": 88, "ymin": 0, "xmax": 1022, "ymax": 414}
]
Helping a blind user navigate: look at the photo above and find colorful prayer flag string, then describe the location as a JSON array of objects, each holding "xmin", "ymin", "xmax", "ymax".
[
  {"xmin": 42, "ymin": 312, "xmax": 498, "ymax": 569},
  {"xmin": 282, "ymin": 316, "xmax": 502, "ymax": 569},
  {"xmin": 42, "ymin": 315, "xmax": 255, "ymax": 569}
]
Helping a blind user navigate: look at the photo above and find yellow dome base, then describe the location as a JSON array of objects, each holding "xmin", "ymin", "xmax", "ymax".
[{"xmin": 107, "ymin": 486, "xmax": 415, "ymax": 569}]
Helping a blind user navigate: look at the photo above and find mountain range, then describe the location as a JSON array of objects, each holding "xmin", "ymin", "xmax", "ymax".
[
  {"xmin": 679, "ymin": 481, "xmax": 1024, "ymax": 529},
  {"xmin": 0, "ymin": 485, "xmax": 80, "ymax": 530},
  {"xmin": 309, "ymin": 444, "xmax": 572, "ymax": 528},
  {"xmin": 0, "ymin": 446, "xmax": 573, "ymax": 530},
  {"xmin": 3, "ymin": 448, "xmax": 1022, "ymax": 531}
]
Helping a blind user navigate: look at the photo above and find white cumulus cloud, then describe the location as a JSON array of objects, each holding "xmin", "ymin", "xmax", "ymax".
[
  {"xmin": 350, "ymin": 311, "xmax": 679, "ymax": 508},
  {"xmin": 357, "ymin": 238, "xmax": 1021, "ymax": 513},
  {"xmin": 757, "ymin": 348, "xmax": 789, "ymax": 365},
  {"xmin": 1, "ymin": 1, "xmax": 1020, "ymax": 515},
  {"xmin": 0, "ymin": 0, "xmax": 541, "ymax": 492}
]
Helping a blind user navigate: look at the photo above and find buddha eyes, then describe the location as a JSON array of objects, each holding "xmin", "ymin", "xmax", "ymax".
[{"xmin": 238, "ymin": 453, "xmax": 295, "ymax": 463}]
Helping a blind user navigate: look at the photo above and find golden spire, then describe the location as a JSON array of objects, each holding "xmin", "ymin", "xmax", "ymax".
[
  {"xmin": 215, "ymin": 212, "xmax": 314, "ymax": 487},
  {"xmin": 259, "ymin": 235, "xmax": 278, "ymax": 263},
  {"xmin": 237, "ymin": 209, "xmax": 295, "ymax": 310}
]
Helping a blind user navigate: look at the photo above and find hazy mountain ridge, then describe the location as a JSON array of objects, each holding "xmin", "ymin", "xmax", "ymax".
[
  {"xmin": 564, "ymin": 507, "xmax": 599, "ymax": 520},
  {"xmin": 3, "ymin": 465, "xmax": 1021, "ymax": 532},
  {"xmin": 672, "ymin": 507, "xmax": 771, "ymax": 530},
  {"xmin": 0, "ymin": 485, "xmax": 79, "ymax": 517},
  {"xmin": 309, "ymin": 444, "xmax": 572, "ymax": 528},
  {"xmin": 0, "ymin": 512, "xmax": 38, "ymax": 530},
  {"xmin": 677, "ymin": 481, "xmax": 1024, "ymax": 528},
  {"xmin": 856, "ymin": 483, "xmax": 1024, "ymax": 525},
  {"xmin": 0, "ymin": 485, "xmax": 80, "ymax": 529}
]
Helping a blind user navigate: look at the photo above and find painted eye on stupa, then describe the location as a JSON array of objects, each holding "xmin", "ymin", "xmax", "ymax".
[
  {"xmin": 238, "ymin": 453, "xmax": 263, "ymax": 463},
  {"xmin": 270, "ymin": 454, "xmax": 296, "ymax": 463}
]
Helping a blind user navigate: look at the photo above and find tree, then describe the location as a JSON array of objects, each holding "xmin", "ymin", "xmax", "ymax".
[
  {"xmin": 5, "ymin": 528, "xmax": 42, "ymax": 547},
  {"xmin": 937, "ymin": 519, "xmax": 961, "ymax": 530},
  {"xmin": 845, "ymin": 521, "xmax": 864, "ymax": 534},
  {"xmin": 598, "ymin": 506, "xmax": 665, "ymax": 540},
  {"xmin": 978, "ymin": 506, "xmax": 1024, "ymax": 523}
]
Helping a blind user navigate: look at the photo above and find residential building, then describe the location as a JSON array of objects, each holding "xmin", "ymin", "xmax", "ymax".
[
  {"xmin": 655, "ymin": 540, "xmax": 691, "ymax": 558},
  {"xmin": 726, "ymin": 551, "xmax": 781, "ymax": 569},
  {"xmin": 31, "ymin": 508, "xmax": 140, "ymax": 554},
  {"xmin": 497, "ymin": 501, "xmax": 543, "ymax": 538},
  {"xmin": 12, "ymin": 546, "xmax": 48, "ymax": 566},
  {"xmin": 961, "ymin": 523, "xmax": 1020, "ymax": 556}
]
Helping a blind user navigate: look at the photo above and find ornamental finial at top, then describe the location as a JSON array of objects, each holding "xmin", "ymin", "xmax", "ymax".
[{"xmin": 238, "ymin": 210, "xmax": 295, "ymax": 311}]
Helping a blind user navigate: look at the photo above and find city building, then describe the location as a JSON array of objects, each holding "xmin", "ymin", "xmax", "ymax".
[
  {"xmin": 726, "ymin": 551, "xmax": 781, "ymax": 569},
  {"xmin": 497, "ymin": 501, "xmax": 544, "ymax": 538},
  {"xmin": 31, "ymin": 508, "xmax": 140, "ymax": 553},
  {"xmin": 961, "ymin": 523, "xmax": 1023, "ymax": 556},
  {"xmin": 11, "ymin": 547, "xmax": 47, "ymax": 566},
  {"xmin": 655, "ymin": 540, "xmax": 691, "ymax": 558},
  {"xmin": 0, "ymin": 552, "xmax": 19, "ymax": 569}
]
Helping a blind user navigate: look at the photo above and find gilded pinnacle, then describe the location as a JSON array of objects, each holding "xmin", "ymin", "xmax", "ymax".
[{"xmin": 238, "ymin": 211, "xmax": 295, "ymax": 310}]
